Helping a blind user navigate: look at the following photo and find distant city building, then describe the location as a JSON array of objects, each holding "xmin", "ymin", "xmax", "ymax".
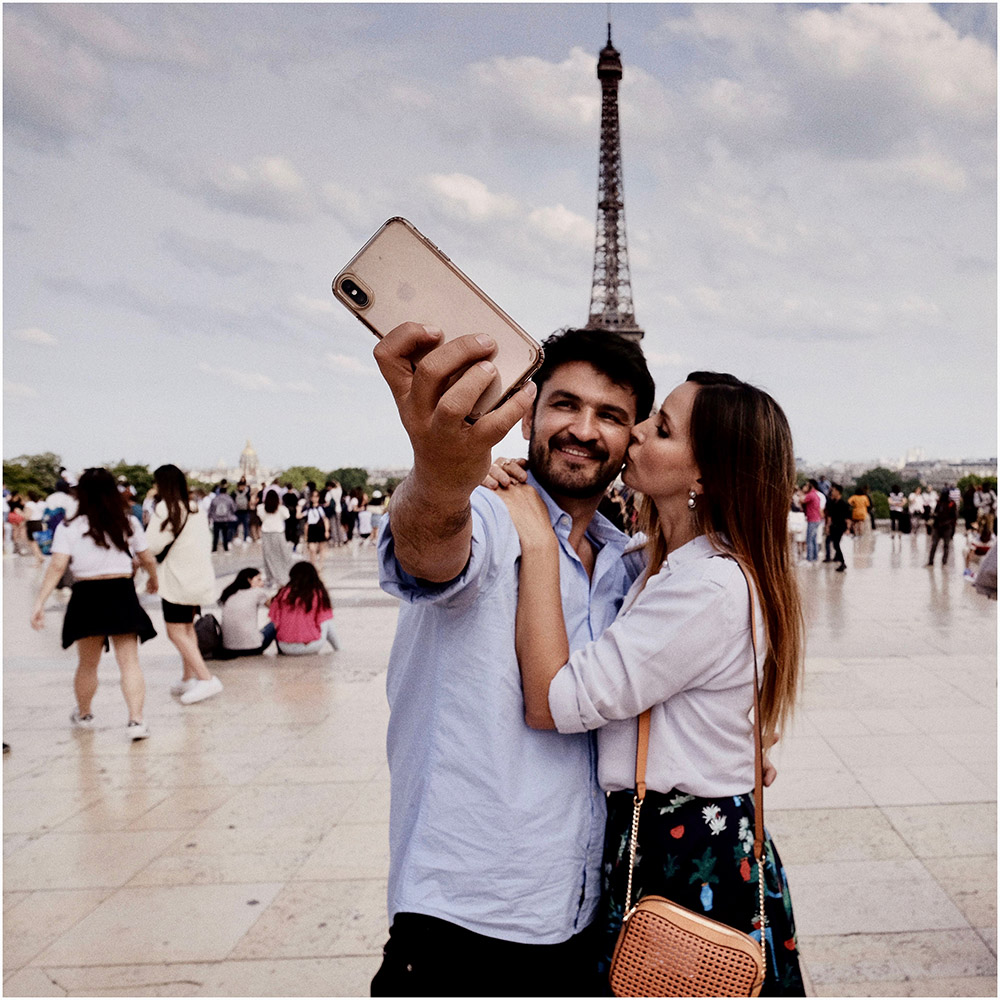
[
  {"xmin": 239, "ymin": 440, "xmax": 259, "ymax": 483},
  {"xmin": 367, "ymin": 467, "xmax": 411, "ymax": 485},
  {"xmin": 800, "ymin": 456, "xmax": 996, "ymax": 489},
  {"xmin": 187, "ymin": 441, "xmax": 274, "ymax": 488}
]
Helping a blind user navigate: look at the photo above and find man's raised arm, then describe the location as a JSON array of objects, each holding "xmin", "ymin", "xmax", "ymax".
[{"xmin": 373, "ymin": 322, "xmax": 537, "ymax": 583}]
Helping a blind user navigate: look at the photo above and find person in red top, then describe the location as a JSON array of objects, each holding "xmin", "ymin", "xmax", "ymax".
[
  {"xmin": 268, "ymin": 561, "xmax": 340, "ymax": 654},
  {"xmin": 802, "ymin": 479, "xmax": 823, "ymax": 562}
]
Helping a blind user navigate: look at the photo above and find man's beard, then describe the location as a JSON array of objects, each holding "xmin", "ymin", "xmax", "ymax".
[{"xmin": 528, "ymin": 430, "xmax": 623, "ymax": 500}]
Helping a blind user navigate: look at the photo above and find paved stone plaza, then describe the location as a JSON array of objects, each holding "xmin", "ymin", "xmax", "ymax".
[{"xmin": 3, "ymin": 526, "xmax": 996, "ymax": 997}]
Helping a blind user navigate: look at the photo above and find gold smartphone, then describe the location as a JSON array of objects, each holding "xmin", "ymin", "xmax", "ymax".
[{"xmin": 332, "ymin": 217, "xmax": 543, "ymax": 421}]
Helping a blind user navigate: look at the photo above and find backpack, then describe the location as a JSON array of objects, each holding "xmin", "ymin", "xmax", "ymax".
[{"xmin": 194, "ymin": 613, "xmax": 222, "ymax": 659}]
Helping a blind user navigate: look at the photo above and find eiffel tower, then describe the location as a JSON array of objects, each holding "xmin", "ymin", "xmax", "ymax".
[{"xmin": 584, "ymin": 25, "xmax": 644, "ymax": 343}]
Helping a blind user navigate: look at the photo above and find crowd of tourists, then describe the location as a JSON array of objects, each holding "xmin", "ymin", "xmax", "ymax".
[
  {"xmin": 14, "ymin": 466, "xmax": 349, "ymax": 742},
  {"xmin": 787, "ymin": 476, "xmax": 996, "ymax": 579}
]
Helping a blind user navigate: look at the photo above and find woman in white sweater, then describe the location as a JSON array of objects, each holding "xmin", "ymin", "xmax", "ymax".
[{"xmin": 146, "ymin": 465, "xmax": 223, "ymax": 705}]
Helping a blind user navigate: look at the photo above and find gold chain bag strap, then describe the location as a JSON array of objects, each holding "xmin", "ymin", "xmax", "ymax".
[{"xmin": 608, "ymin": 562, "xmax": 767, "ymax": 998}]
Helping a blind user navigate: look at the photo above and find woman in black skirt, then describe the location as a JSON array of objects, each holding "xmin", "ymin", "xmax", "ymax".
[
  {"xmin": 30, "ymin": 468, "xmax": 158, "ymax": 741},
  {"xmin": 501, "ymin": 373, "xmax": 806, "ymax": 994}
]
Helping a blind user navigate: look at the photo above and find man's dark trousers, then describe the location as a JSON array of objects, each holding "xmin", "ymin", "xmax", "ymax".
[{"xmin": 370, "ymin": 912, "xmax": 602, "ymax": 997}]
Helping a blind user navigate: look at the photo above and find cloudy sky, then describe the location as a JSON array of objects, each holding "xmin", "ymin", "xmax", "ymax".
[{"xmin": 4, "ymin": 3, "xmax": 996, "ymax": 477}]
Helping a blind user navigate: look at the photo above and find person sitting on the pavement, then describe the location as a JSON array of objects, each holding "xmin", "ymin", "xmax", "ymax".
[
  {"xmin": 964, "ymin": 517, "xmax": 994, "ymax": 580},
  {"xmin": 216, "ymin": 567, "xmax": 276, "ymax": 659},
  {"xmin": 268, "ymin": 561, "xmax": 340, "ymax": 654}
]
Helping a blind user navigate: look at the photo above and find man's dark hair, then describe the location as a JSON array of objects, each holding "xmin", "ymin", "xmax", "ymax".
[{"xmin": 532, "ymin": 328, "xmax": 655, "ymax": 421}]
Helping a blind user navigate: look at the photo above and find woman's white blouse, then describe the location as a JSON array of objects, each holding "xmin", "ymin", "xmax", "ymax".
[{"xmin": 547, "ymin": 534, "xmax": 765, "ymax": 797}]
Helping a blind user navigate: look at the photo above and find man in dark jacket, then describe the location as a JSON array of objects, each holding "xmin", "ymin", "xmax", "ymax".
[
  {"xmin": 927, "ymin": 487, "xmax": 959, "ymax": 567},
  {"xmin": 824, "ymin": 484, "xmax": 852, "ymax": 572}
]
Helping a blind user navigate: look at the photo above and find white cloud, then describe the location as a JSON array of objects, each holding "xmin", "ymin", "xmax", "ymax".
[
  {"xmin": 45, "ymin": 5, "xmax": 209, "ymax": 67},
  {"xmin": 11, "ymin": 327, "xmax": 58, "ymax": 345},
  {"xmin": 4, "ymin": 381, "xmax": 39, "ymax": 399},
  {"xmin": 470, "ymin": 47, "xmax": 598, "ymax": 141},
  {"xmin": 389, "ymin": 83, "xmax": 433, "ymax": 110},
  {"xmin": 527, "ymin": 204, "xmax": 592, "ymax": 249},
  {"xmin": 793, "ymin": 4, "xmax": 995, "ymax": 117},
  {"xmin": 657, "ymin": 3, "xmax": 995, "ymax": 168},
  {"xmin": 325, "ymin": 352, "xmax": 376, "ymax": 375},
  {"xmin": 160, "ymin": 229, "xmax": 274, "ymax": 277},
  {"xmin": 425, "ymin": 173, "xmax": 519, "ymax": 223},
  {"xmin": 643, "ymin": 350, "xmax": 686, "ymax": 369},
  {"xmin": 321, "ymin": 181, "xmax": 378, "ymax": 231},
  {"xmin": 198, "ymin": 362, "xmax": 275, "ymax": 392},
  {"xmin": 291, "ymin": 295, "xmax": 337, "ymax": 323},
  {"xmin": 284, "ymin": 381, "xmax": 317, "ymax": 395},
  {"xmin": 200, "ymin": 156, "xmax": 314, "ymax": 222},
  {"xmin": 870, "ymin": 150, "xmax": 968, "ymax": 194},
  {"xmin": 2, "ymin": 14, "xmax": 112, "ymax": 149}
]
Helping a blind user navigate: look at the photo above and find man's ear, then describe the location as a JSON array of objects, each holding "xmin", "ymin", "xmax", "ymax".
[{"xmin": 521, "ymin": 403, "xmax": 534, "ymax": 442}]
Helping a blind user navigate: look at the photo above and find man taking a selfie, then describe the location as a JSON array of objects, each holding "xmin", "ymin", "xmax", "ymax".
[{"xmin": 370, "ymin": 322, "xmax": 654, "ymax": 996}]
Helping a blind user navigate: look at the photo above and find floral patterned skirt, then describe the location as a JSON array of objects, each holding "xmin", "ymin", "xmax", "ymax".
[{"xmin": 598, "ymin": 789, "xmax": 805, "ymax": 996}]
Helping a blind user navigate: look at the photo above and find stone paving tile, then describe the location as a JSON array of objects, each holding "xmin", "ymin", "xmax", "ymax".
[
  {"xmin": 883, "ymin": 802, "xmax": 998, "ymax": 859},
  {"xmin": 813, "ymin": 976, "xmax": 997, "ymax": 997},
  {"xmin": 976, "ymin": 926, "xmax": 997, "ymax": 956},
  {"xmin": 3, "ymin": 785, "xmax": 106, "ymax": 835},
  {"xmin": 293, "ymin": 823, "xmax": 389, "ymax": 881},
  {"xmin": 126, "ymin": 826, "xmax": 326, "ymax": 887},
  {"xmin": 852, "ymin": 766, "xmax": 940, "ymax": 806},
  {"xmin": 767, "ymin": 807, "xmax": 917, "ymax": 863},
  {"xmin": 191, "ymin": 781, "xmax": 365, "ymax": 832},
  {"xmin": 1, "ymin": 957, "xmax": 381, "ymax": 997},
  {"xmin": 922, "ymin": 855, "xmax": 997, "ymax": 928},
  {"xmin": 125, "ymin": 786, "xmax": 240, "ymax": 831},
  {"xmin": 3, "ymin": 888, "xmax": 115, "ymax": 971},
  {"xmin": 790, "ymin": 860, "xmax": 967, "ymax": 935},
  {"xmin": 4, "ymin": 830, "xmax": 184, "ymax": 891},
  {"xmin": 228, "ymin": 878, "xmax": 387, "ymax": 960},
  {"xmin": 31, "ymin": 883, "xmax": 285, "ymax": 966}
]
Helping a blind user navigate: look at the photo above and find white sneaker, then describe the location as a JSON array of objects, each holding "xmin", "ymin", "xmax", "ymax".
[
  {"xmin": 179, "ymin": 675, "xmax": 223, "ymax": 705},
  {"xmin": 127, "ymin": 720, "xmax": 150, "ymax": 741},
  {"xmin": 70, "ymin": 710, "xmax": 95, "ymax": 729},
  {"xmin": 170, "ymin": 678, "xmax": 198, "ymax": 697}
]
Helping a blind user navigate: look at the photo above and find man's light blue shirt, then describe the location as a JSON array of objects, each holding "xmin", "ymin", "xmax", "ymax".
[{"xmin": 377, "ymin": 474, "xmax": 642, "ymax": 944}]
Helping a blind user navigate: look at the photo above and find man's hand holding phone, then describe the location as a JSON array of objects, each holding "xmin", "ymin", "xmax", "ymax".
[
  {"xmin": 375, "ymin": 322, "xmax": 536, "ymax": 495},
  {"xmin": 373, "ymin": 321, "xmax": 537, "ymax": 582}
]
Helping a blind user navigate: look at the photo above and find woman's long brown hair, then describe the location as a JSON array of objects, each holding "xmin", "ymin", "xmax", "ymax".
[
  {"xmin": 276, "ymin": 561, "xmax": 332, "ymax": 614},
  {"xmin": 637, "ymin": 372, "xmax": 803, "ymax": 739},
  {"xmin": 153, "ymin": 464, "xmax": 195, "ymax": 537},
  {"xmin": 70, "ymin": 467, "xmax": 133, "ymax": 553}
]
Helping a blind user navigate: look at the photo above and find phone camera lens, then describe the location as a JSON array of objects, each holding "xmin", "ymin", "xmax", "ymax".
[{"xmin": 340, "ymin": 278, "xmax": 369, "ymax": 308}]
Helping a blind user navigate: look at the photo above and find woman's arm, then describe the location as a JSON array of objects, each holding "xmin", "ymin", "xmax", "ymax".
[
  {"xmin": 497, "ymin": 485, "xmax": 568, "ymax": 730},
  {"xmin": 30, "ymin": 553, "xmax": 71, "ymax": 629},
  {"xmin": 144, "ymin": 503, "xmax": 171, "ymax": 556},
  {"xmin": 136, "ymin": 548, "xmax": 159, "ymax": 594}
]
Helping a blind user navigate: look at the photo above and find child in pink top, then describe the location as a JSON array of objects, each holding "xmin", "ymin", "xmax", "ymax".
[{"xmin": 269, "ymin": 562, "xmax": 340, "ymax": 654}]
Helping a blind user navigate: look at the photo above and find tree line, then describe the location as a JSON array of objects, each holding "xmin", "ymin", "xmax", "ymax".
[{"xmin": 2, "ymin": 453, "xmax": 403, "ymax": 500}]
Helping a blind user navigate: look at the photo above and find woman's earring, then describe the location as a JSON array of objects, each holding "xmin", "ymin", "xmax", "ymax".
[{"xmin": 688, "ymin": 490, "xmax": 698, "ymax": 510}]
